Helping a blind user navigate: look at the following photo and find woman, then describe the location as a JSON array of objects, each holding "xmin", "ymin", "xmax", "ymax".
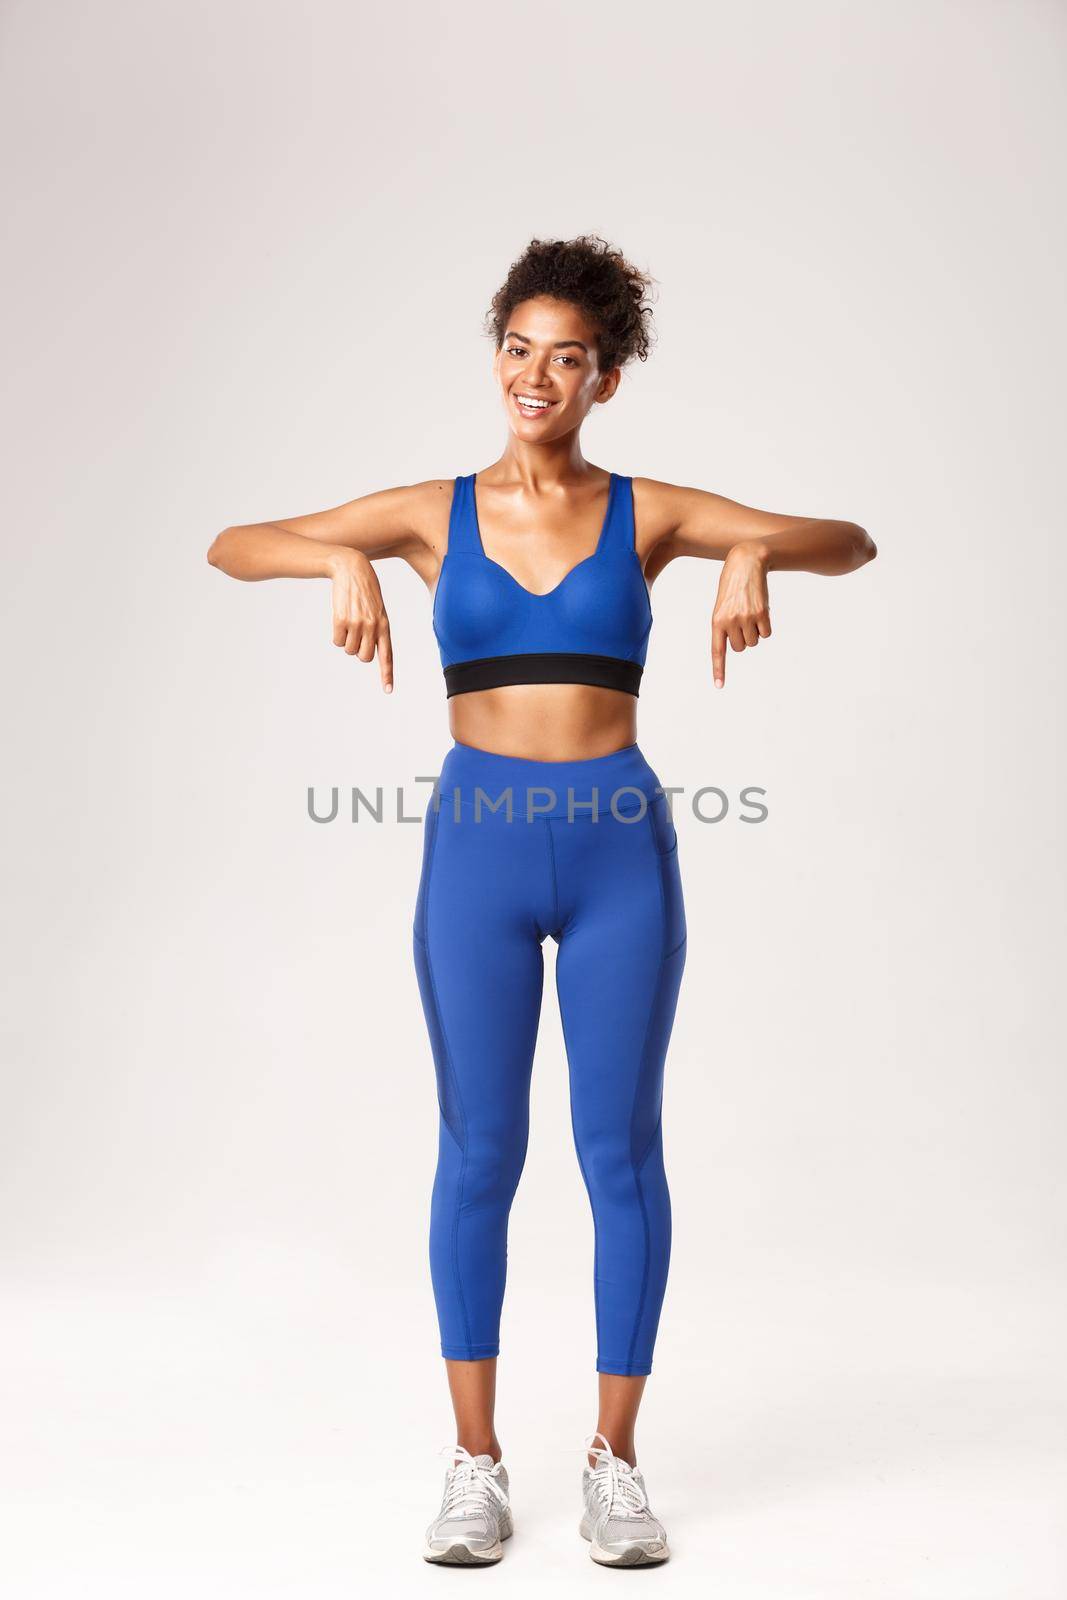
[{"xmin": 208, "ymin": 235, "xmax": 876, "ymax": 1568}]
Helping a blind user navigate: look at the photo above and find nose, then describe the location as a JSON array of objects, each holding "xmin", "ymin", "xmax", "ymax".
[{"xmin": 521, "ymin": 357, "xmax": 551, "ymax": 388}]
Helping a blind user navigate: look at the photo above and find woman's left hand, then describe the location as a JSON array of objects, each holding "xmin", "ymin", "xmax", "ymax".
[{"xmin": 711, "ymin": 544, "xmax": 772, "ymax": 688}]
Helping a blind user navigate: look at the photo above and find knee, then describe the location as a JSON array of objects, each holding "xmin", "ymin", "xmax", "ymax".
[
  {"xmin": 458, "ymin": 1127, "xmax": 528, "ymax": 1211},
  {"xmin": 573, "ymin": 1090, "xmax": 665, "ymax": 1206},
  {"xmin": 575, "ymin": 1128, "xmax": 651, "ymax": 1208}
]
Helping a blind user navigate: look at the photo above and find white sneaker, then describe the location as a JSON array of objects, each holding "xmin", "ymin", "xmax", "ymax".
[
  {"xmin": 423, "ymin": 1444, "xmax": 513, "ymax": 1565},
  {"xmin": 579, "ymin": 1431, "xmax": 670, "ymax": 1566}
]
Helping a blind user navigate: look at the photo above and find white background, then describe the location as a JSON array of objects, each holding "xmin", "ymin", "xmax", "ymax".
[{"xmin": 2, "ymin": 1, "xmax": 1064, "ymax": 1594}]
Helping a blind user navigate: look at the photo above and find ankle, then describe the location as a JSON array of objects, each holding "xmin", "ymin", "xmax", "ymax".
[
  {"xmin": 457, "ymin": 1436, "xmax": 502, "ymax": 1463},
  {"xmin": 590, "ymin": 1435, "xmax": 636, "ymax": 1470}
]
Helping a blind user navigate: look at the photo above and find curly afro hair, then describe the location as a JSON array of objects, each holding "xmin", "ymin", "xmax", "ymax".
[{"xmin": 485, "ymin": 235, "xmax": 657, "ymax": 373}]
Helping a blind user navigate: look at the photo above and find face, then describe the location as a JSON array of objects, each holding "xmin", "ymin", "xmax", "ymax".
[{"xmin": 493, "ymin": 295, "xmax": 620, "ymax": 439}]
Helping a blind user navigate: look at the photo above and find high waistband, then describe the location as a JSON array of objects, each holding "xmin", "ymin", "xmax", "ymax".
[{"xmin": 435, "ymin": 740, "xmax": 664, "ymax": 819}]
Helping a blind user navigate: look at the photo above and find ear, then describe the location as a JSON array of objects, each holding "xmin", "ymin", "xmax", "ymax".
[{"xmin": 595, "ymin": 366, "xmax": 622, "ymax": 404}]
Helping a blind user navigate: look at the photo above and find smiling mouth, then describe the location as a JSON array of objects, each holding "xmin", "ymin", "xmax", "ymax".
[{"xmin": 512, "ymin": 392, "xmax": 558, "ymax": 416}]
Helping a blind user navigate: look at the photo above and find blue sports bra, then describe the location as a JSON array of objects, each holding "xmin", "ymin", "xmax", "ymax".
[{"xmin": 433, "ymin": 472, "xmax": 653, "ymax": 697}]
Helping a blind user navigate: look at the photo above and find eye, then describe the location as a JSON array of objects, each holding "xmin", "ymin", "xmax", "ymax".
[{"xmin": 503, "ymin": 345, "xmax": 579, "ymax": 367}]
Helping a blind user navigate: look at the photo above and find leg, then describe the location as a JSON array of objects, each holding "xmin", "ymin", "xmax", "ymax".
[
  {"xmin": 413, "ymin": 801, "xmax": 548, "ymax": 1412},
  {"xmin": 589, "ymin": 1373, "xmax": 646, "ymax": 1468},
  {"xmin": 554, "ymin": 797, "xmax": 687, "ymax": 1437},
  {"xmin": 445, "ymin": 1356, "xmax": 501, "ymax": 1462}
]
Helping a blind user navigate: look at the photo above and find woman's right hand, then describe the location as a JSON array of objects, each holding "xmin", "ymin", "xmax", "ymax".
[{"xmin": 329, "ymin": 550, "xmax": 394, "ymax": 692}]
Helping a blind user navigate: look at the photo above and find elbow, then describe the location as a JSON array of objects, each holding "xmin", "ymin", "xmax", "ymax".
[
  {"xmin": 206, "ymin": 528, "xmax": 232, "ymax": 569},
  {"xmin": 849, "ymin": 523, "xmax": 877, "ymax": 569}
]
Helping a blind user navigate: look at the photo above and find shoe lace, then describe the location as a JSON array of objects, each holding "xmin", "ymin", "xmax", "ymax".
[
  {"xmin": 438, "ymin": 1444, "xmax": 509, "ymax": 1517},
  {"xmin": 583, "ymin": 1431, "xmax": 650, "ymax": 1519}
]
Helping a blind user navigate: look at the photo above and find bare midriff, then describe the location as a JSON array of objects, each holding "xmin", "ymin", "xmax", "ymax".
[{"xmin": 448, "ymin": 683, "xmax": 639, "ymax": 761}]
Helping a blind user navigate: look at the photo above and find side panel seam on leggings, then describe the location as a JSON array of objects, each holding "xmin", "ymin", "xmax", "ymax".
[
  {"xmin": 557, "ymin": 974, "xmax": 601, "ymax": 1354},
  {"xmin": 624, "ymin": 811, "xmax": 671, "ymax": 1373},
  {"xmin": 636, "ymin": 1106, "xmax": 664, "ymax": 1175},
  {"xmin": 423, "ymin": 814, "xmax": 473, "ymax": 1355}
]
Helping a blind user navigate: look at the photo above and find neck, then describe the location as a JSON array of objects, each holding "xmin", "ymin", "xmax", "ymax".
[{"xmin": 491, "ymin": 429, "xmax": 595, "ymax": 489}]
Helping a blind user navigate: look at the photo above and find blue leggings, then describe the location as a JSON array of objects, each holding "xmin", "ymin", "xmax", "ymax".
[{"xmin": 412, "ymin": 741, "xmax": 687, "ymax": 1376}]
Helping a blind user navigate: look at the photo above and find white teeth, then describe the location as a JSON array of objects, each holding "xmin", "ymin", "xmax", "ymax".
[{"xmin": 515, "ymin": 394, "xmax": 551, "ymax": 408}]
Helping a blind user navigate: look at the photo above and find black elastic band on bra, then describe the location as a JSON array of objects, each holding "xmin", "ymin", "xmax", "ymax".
[{"xmin": 444, "ymin": 652, "xmax": 643, "ymax": 699}]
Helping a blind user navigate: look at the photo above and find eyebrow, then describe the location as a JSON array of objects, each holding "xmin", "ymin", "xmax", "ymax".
[{"xmin": 503, "ymin": 329, "xmax": 589, "ymax": 353}]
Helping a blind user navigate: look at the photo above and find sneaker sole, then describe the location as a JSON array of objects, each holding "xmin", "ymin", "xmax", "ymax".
[
  {"xmin": 423, "ymin": 1517, "xmax": 512, "ymax": 1565},
  {"xmin": 422, "ymin": 1540, "xmax": 504, "ymax": 1565},
  {"xmin": 580, "ymin": 1518, "xmax": 669, "ymax": 1565}
]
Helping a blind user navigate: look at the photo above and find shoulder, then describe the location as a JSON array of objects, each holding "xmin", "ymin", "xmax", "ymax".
[
  {"xmin": 377, "ymin": 477, "xmax": 458, "ymax": 554},
  {"xmin": 628, "ymin": 476, "xmax": 693, "ymax": 561},
  {"xmin": 387, "ymin": 477, "xmax": 457, "ymax": 516},
  {"xmin": 629, "ymin": 476, "xmax": 714, "ymax": 525},
  {"xmin": 384, "ymin": 478, "xmax": 461, "ymax": 588}
]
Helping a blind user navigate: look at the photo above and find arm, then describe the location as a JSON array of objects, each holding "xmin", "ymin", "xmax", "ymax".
[
  {"xmin": 636, "ymin": 479, "xmax": 878, "ymax": 689},
  {"xmin": 206, "ymin": 482, "xmax": 445, "ymax": 694}
]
